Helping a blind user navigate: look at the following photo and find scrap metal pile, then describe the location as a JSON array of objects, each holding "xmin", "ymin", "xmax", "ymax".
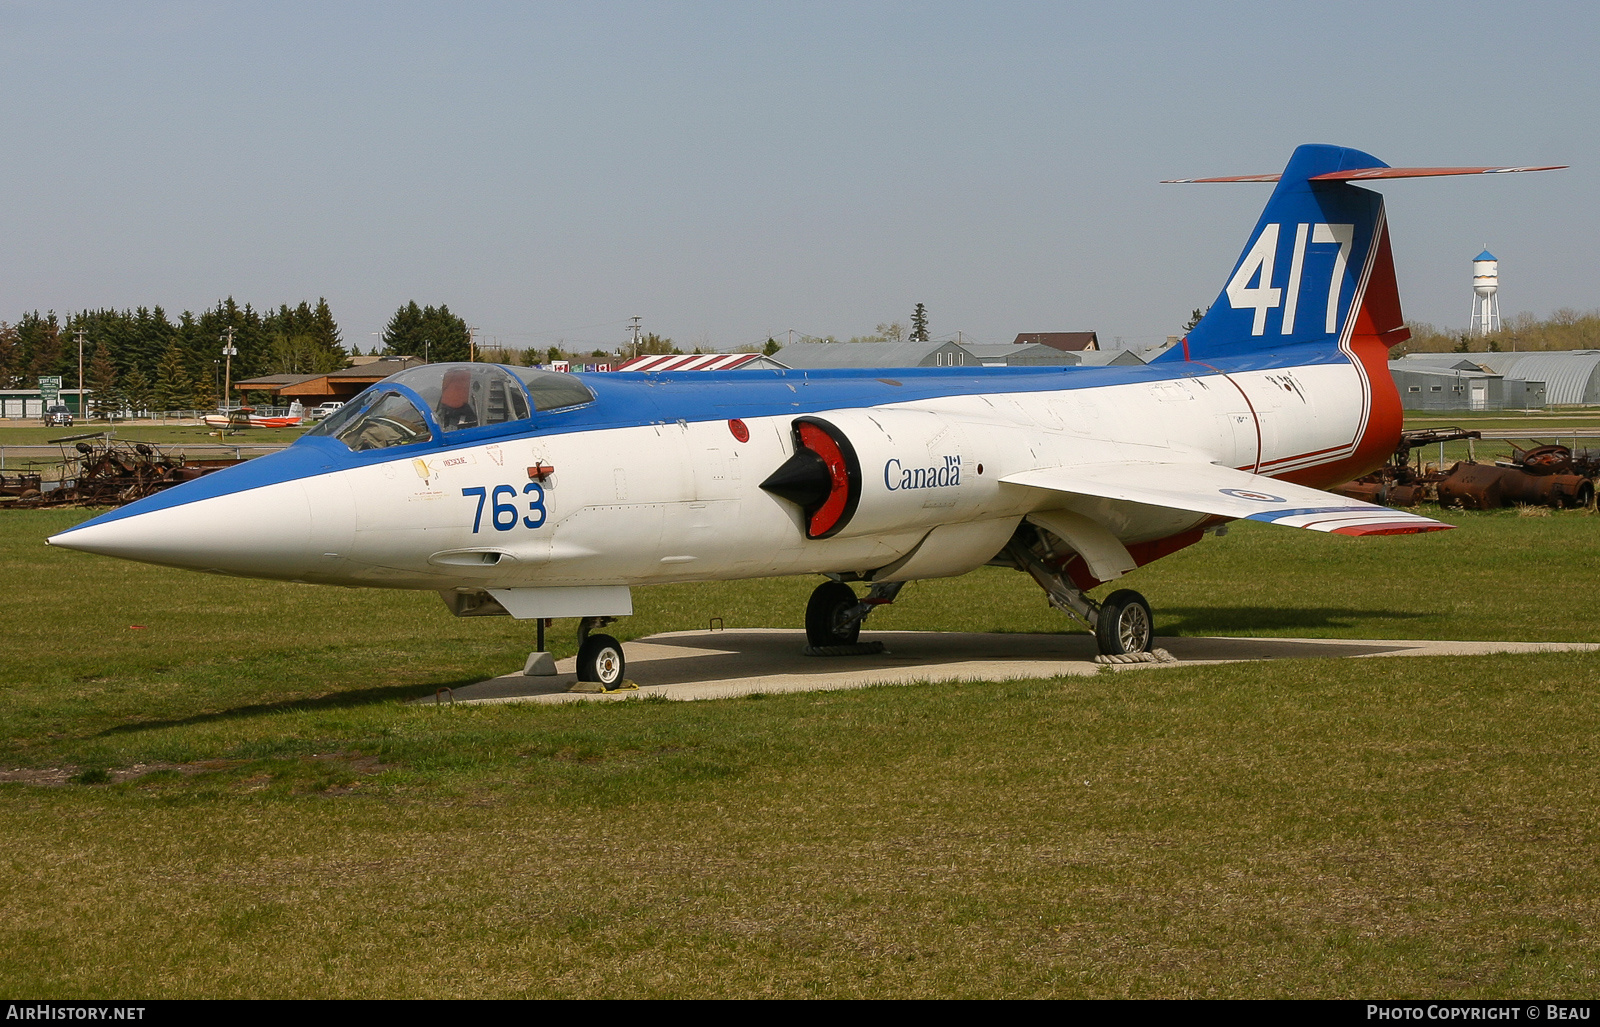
[
  {"xmin": 1338, "ymin": 428, "xmax": 1597, "ymax": 511},
  {"xmin": 2, "ymin": 433, "xmax": 237, "ymax": 509}
]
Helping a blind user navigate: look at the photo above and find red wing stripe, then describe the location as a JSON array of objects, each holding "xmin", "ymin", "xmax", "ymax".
[{"xmin": 1330, "ymin": 522, "xmax": 1454, "ymax": 536}]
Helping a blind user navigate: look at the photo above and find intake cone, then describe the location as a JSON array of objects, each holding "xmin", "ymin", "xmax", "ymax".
[{"xmin": 760, "ymin": 449, "xmax": 831, "ymax": 508}]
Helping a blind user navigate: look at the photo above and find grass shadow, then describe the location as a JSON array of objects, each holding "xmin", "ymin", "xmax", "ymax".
[
  {"xmin": 1158, "ymin": 606, "xmax": 1436, "ymax": 635},
  {"xmin": 95, "ymin": 678, "xmax": 483, "ymax": 737}
]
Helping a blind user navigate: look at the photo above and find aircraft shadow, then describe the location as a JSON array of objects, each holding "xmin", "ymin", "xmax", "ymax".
[{"xmin": 97, "ymin": 679, "xmax": 482, "ymax": 737}]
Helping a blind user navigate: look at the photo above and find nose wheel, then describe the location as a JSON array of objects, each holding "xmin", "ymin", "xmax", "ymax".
[
  {"xmin": 575, "ymin": 616, "xmax": 629, "ymax": 690},
  {"xmin": 576, "ymin": 634, "xmax": 626, "ymax": 687}
]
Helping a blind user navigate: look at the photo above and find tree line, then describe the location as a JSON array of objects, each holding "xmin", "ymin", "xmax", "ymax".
[
  {"xmin": 0, "ymin": 296, "xmax": 952, "ymax": 412},
  {"xmin": 1397, "ymin": 309, "xmax": 1600, "ymax": 355},
  {"xmin": 0, "ymin": 298, "xmax": 345, "ymax": 413}
]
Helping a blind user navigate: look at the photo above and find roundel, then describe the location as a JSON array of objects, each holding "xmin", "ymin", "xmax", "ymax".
[{"xmin": 1219, "ymin": 487, "xmax": 1285, "ymax": 503}]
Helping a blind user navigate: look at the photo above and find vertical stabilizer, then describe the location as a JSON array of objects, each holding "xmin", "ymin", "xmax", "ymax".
[{"xmin": 1162, "ymin": 144, "xmax": 1407, "ymax": 364}]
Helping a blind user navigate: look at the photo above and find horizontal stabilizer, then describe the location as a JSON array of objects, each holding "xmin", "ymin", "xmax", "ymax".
[
  {"xmin": 1000, "ymin": 462, "xmax": 1451, "ymax": 536},
  {"xmin": 1164, "ymin": 164, "xmax": 1565, "ymax": 184}
]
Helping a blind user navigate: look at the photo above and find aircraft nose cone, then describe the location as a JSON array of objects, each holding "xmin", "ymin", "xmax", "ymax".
[{"xmin": 48, "ymin": 478, "xmax": 323, "ymax": 579}]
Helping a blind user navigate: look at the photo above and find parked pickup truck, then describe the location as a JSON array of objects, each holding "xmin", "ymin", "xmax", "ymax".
[{"xmin": 308, "ymin": 402, "xmax": 345, "ymax": 421}]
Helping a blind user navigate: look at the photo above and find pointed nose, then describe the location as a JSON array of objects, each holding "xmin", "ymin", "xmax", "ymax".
[{"xmin": 49, "ymin": 477, "xmax": 328, "ymax": 580}]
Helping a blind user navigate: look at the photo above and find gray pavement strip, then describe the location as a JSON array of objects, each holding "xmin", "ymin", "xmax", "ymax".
[{"xmin": 412, "ymin": 630, "xmax": 1600, "ymax": 706}]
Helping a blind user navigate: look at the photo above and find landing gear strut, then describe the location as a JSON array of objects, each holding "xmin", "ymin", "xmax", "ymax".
[
  {"xmin": 804, "ymin": 579, "xmax": 903, "ymax": 651},
  {"xmin": 1004, "ymin": 531, "xmax": 1154, "ymax": 656}
]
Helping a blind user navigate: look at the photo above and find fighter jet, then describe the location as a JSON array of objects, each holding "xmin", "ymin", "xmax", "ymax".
[{"xmin": 48, "ymin": 144, "xmax": 1562, "ymax": 686}]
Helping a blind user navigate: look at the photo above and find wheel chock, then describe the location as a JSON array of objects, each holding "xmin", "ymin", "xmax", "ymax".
[{"xmin": 566, "ymin": 675, "xmax": 633, "ymax": 691}]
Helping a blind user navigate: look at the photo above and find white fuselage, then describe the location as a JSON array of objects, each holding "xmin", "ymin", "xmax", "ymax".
[{"xmin": 104, "ymin": 358, "xmax": 1369, "ymax": 593}]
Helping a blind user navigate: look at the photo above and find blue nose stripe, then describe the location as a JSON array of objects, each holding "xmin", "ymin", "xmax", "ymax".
[{"xmin": 50, "ymin": 436, "xmax": 352, "ymax": 539}]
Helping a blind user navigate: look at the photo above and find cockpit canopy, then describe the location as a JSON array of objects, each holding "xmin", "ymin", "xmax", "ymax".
[{"xmin": 306, "ymin": 364, "xmax": 595, "ymax": 453}]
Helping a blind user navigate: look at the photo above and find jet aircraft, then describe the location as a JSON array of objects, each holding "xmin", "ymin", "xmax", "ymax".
[{"xmin": 48, "ymin": 144, "xmax": 1562, "ymax": 686}]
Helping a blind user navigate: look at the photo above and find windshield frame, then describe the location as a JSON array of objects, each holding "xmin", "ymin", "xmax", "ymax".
[{"xmin": 299, "ymin": 363, "xmax": 599, "ymax": 455}]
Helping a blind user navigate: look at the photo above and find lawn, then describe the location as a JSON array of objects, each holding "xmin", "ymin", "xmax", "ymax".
[{"xmin": 1, "ymin": 506, "xmax": 1597, "ymax": 998}]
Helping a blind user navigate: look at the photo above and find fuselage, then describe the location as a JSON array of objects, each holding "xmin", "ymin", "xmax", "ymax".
[{"xmin": 47, "ymin": 346, "xmax": 1393, "ymax": 592}]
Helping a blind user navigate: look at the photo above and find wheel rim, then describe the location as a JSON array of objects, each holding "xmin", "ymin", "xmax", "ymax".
[
  {"xmin": 1118, "ymin": 604, "xmax": 1150, "ymax": 652},
  {"xmin": 596, "ymin": 649, "xmax": 621, "ymax": 685}
]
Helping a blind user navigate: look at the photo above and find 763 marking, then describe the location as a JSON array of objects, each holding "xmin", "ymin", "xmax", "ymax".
[{"xmin": 462, "ymin": 483, "xmax": 546, "ymax": 532}]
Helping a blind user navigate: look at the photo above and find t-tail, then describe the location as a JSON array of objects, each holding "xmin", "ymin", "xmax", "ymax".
[{"xmin": 1157, "ymin": 143, "xmax": 1565, "ymax": 366}]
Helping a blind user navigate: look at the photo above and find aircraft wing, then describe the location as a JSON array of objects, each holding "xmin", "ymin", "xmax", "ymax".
[{"xmin": 1000, "ymin": 462, "xmax": 1451, "ymax": 536}]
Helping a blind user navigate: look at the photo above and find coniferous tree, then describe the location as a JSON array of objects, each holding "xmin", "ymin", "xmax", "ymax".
[
  {"xmin": 383, "ymin": 301, "xmax": 469, "ymax": 362},
  {"xmin": 20, "ymin": 311, "xmax": 64, "ymax": 385},
  {"xmin": 0, "ymin": 322, "xmax": 18, "ymax": 388},
  {"xmin": 122, "ymin": 368, "xmax": 152, "ymax": 416},
  {"xmin": 192, "ymin": 360, "xmax": 217, "ymax": 412},
  {"xmin": 86, "ymin": 345, "xmax": 121, "ymax": 416},
  {"xmin": 310, "ymin": 297, "xmax": 345, "ymax": 367},
  {"xmin": 910, "ymin": 303, "xmax": 929, "ymax": 342},
  {"xmin": 152, "ymin": 344, "xmax": 193, "ymax": 413}
]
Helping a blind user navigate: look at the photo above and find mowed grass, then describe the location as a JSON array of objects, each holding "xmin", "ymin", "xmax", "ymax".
[{"xmin": 2, "ymin": 507, "xmax": 1599, "ymax": 997}]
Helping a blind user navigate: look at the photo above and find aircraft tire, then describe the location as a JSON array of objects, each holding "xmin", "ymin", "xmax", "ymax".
[
  {"xmin": 805, "ymin": 581, "xmax": 861, "ymax": 648},
  {"xmin": 1095, "ymin": 589, "xmax": 1153, "ymax": 656},
  {"xmin": 577, "ymin": 633, "xmax": 626, "ymax": 688}
]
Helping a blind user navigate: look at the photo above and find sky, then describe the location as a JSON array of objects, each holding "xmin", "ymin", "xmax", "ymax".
[{"xmin": 1, "ymin": 0, "xmax": 1595, "ymax": 356}]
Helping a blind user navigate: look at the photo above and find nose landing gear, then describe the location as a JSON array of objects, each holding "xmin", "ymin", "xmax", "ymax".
[{"xmin": 574, "ymin": 615, "xmax": 630, "ymax": 691}]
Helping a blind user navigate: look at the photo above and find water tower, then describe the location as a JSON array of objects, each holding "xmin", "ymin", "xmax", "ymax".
[{"xmin": 1470, "ymin": 248, "xmax": 1500, "ymax": 336}]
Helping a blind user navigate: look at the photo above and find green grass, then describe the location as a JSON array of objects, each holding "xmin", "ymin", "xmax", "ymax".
[{"xmin": 2, "ymin": 508, "xmax": 1599, "ymax": 997}]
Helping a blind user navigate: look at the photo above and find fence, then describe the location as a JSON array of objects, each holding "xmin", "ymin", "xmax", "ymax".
[{"xmin": 0, "ymin": 442, "xmax": 291, "ymax": 478}]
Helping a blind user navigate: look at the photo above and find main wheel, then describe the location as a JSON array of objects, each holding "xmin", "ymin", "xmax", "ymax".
[
  {"xmin": 576, "ymin": 633, "xmax": 625, "ymax": 687},
  {"xmin": 805, "ymin": 581, "xmax": 861, "ymax": 648},
  {"xmin": 1095, "ymin": 589, "xmax": 1153, "ymax": 656}
]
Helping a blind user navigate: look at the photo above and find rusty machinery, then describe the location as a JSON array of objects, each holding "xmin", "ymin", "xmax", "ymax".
[
  {"xmin": 1339, "ymin": 428, "xmax": 1596, "ymax": 511},
  {"xmin": 1, "ymin": 433, "xmax": 238, "ymax": 510}
]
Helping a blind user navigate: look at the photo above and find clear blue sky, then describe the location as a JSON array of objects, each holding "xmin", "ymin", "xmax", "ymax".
[{"xmin": 1, "ymin": 1, "xmax": 1594, "ymax": 354}]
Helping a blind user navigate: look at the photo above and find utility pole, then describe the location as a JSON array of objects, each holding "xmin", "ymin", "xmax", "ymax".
[
  {"xmin": 74, "ymin": 328, "xmax": 86, "ymax": 417},
  {"xmin": 468, "ymin": 326, "xmax": 477, "ymax": 362},
  {"xmin": 220, "ymin": 326, "xmax": 237, "ymax": 414},
  {"xmin": 630, "ymin": 316, "xmax": 642, "ymax": 359}
]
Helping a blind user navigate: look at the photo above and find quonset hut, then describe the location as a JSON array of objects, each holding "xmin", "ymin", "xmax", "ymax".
[{"xmin": 1392, "ymin": 350, "xmax": 1600, "ymax": 409}]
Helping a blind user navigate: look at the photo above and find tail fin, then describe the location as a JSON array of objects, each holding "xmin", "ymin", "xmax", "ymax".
[{"xmin": 1159, "ymin": 143, "xmax": 1404, "ymax": 364}]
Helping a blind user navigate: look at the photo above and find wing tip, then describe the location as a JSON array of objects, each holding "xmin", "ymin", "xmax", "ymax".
[{"xmin": 1329, "ymin": 522, "xmax": 1455, "ymax": 537}]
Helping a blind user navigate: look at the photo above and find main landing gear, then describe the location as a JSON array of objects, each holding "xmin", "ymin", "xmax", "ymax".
[
  {"xmin": 804, "ymin": 579, "xmax": 903, "ymax": 653},
  {"xmin": 1003, "ymin": 530, "xmax": 1154, "ymax": 657}
]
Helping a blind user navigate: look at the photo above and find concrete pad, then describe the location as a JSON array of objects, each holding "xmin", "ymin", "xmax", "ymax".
[{"xmin": 418, "ymin": 629, "xmax": 1600, "ymax": 706}]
